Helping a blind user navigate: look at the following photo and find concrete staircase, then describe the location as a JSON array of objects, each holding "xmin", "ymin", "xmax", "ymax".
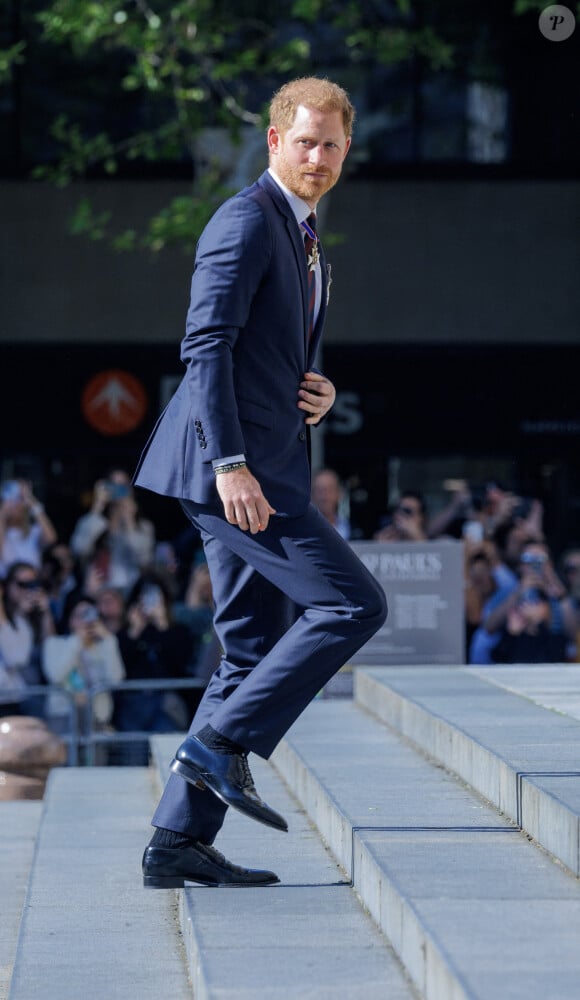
[
  {"xmin": 4, "ymin": 664, "xmax": 580, "ymax": 999},
  {"xmin": 5, "ymin": 767, "xmax": 192, "ymax": 1000},
  {"xmin": 1, "ymin": 800, "xmax": 42, "ymax": 1000}
]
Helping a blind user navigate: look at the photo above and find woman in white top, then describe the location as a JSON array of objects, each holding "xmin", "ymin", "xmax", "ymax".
[
  {"xmin": 0, "ymin": 561, "xmax": 56, "ymax": 711},
  {"xmin": 0, "ymin": 480, "xmax": 57, "ymax": 578},
  {"xmin": 42, "ymin": 597, "xmax": 125, "ymax": 739}
]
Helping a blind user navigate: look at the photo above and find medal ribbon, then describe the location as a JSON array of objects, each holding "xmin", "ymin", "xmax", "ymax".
[{"xmin": 301, "ymin": 213, "xmax": 318, "ymax": 340}]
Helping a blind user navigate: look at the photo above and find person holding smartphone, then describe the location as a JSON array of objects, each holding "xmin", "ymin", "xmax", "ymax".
[
  {"xmin": 113, "ymin": 574, "xmax": 193, "ymax": 762},
  {"xmin": 469, "ymin": 539, "xmax": 566, "ymax": 664},
  {"xmin": 70, "ymin": 469, "xmax": 155, "ymax": 594},
  {"xmin": 492, "ymin": 587, "xmax": 567, "ymax": 664},
  {"xmin": 374, "ymin": 492, "xmax": 428, "ymax": 542},
  {"xmin": 42, "ymin": 596, "xmax": 125, "ymax": 742},
  {"xmin": 0, "ymin": 561, "xmax": 56, "ymax": 715},
  {"xmin": 0, "ymin": 479, "xmax": 58, "ymax": 578}
]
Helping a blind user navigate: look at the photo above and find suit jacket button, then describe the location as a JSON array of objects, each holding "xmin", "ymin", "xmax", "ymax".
[{"xmin": 298, "ymin": 431, "xmax": 306, "ymax": 442}]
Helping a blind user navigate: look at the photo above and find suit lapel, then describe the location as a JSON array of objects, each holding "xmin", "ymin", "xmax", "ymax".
[{"xmin": 258, "ymin": 172, "xmax": 311, "ymax": 356}]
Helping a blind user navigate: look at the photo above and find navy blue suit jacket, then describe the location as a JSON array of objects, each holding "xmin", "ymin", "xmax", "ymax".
[{"xmin": 134, "ymin": 170, "xmax": 329, "ymax": 516}]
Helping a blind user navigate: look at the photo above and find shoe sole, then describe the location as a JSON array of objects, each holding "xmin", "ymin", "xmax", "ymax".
[
  {"xmin": 143, "ymin": 874, "xmax": 280, "ymax": 889},
  {"xmin": 170, "ymin": 758, "xmax": 288, "ymax": 832}
]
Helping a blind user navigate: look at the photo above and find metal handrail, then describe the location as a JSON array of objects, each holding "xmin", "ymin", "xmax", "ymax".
[
  {"xmin": 83, "ymin": 676, "xmax": 206, "ymax": 764},
  {"xmin": 0, "ymin": 677, "xmax": 206, "ymax": 767},
  {"xmin": 97, "ymin": 677, "xmax": 206, "ymax": 693}
]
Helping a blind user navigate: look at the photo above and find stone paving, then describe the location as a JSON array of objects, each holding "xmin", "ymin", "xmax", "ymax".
[{"xmin": 5, "ymin": 663, "xmax": 580, "ymax": 999}]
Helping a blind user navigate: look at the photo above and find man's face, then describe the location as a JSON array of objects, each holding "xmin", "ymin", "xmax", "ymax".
[
  {"xmin": 268, "ymin": 104, "xmax": 351, "ymax": 208},
  {"xmin": 312, "ymin": 472, "xmax": 341, "ymax": 515}
]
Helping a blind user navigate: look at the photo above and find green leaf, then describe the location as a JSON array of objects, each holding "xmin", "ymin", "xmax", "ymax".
[
  {"xmin": 70, "ymin": 198, "xmax": 112, "ymax": 240},
  {"xmin": 0, "ymin": 41, "xmax": 27, "ymax": 83},
  {"xmin": 513, "ymin": 0, "xmax": 546, "ymax": 13},
  {"xmin": 112, "ymin": 229, "xmax": 137, "ymax": 251},
  {"xmin": 290, "ymin": 0, "xmax": 325, "ymax": 22}
]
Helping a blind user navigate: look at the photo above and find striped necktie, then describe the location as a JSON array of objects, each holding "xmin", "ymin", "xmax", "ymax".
[{"xmin": 302, "ymin": 213, "xmax": 317, "ymax": 340}]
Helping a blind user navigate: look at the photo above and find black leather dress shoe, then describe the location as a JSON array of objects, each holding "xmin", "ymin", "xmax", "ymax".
[
  {"xmin": 170, "ymin": 736, "xmax": 288, "ymax": 832},
  {"xmin": 142, "ymin": 842, "xmax": 280, "ymax": 888}
]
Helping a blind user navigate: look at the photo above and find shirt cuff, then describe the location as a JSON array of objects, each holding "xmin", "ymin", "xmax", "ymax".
[{"xmin": 212, "ymin": 454, "xmax": 246, "ymax": 470}]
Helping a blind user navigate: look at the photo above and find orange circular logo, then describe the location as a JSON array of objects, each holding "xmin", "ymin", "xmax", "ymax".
[{"xmin": 81, "ymin": 370, "xmax": 148, "ymax": 436}]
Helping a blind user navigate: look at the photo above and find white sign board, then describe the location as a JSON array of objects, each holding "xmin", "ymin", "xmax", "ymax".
[{"xmin": 350, "ymin": 541, "xmax": 465, "ymax": 665}]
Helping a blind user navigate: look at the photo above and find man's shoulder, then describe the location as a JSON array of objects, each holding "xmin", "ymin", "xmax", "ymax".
[
  {"xmin": 202, "ymin": 172, "xmax": 289, "ymax": 245},
  {"xmin": 236, "ymin": 171, "xmax": 290, "ymax": 222},
  {"xmin": 205, "ymin": 175, "xmax": 269, "ymax": 228}
]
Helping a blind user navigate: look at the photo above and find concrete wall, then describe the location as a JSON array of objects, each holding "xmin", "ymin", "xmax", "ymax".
[
  {"xmin": 1, "ymin": 180, "xmax": 193, "ymax": 345},
  {"xmin": 1, "ymin": 178, "xmax": 579, "ymax": 346},
  {"xmin": 325, "ymin": 179, "xmax": 580, "ymax": 345}
]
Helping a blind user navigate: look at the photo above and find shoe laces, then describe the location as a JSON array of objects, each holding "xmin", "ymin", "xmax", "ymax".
[
  {"xmin": 239, "ymin": 751, "xmax": 255, "ymax": 790},
  {"xmin": 202, "ymin": 842, "xmax": 244, "ymax": 876},
  {"xmin": 203, "ymin": 843, "xmax": 226, "ymax": 865}
]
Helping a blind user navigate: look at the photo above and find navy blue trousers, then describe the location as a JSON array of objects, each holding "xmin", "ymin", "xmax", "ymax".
[{"xmin": 152, "ymin": 501, "xmax": 387, "ymax": 843}]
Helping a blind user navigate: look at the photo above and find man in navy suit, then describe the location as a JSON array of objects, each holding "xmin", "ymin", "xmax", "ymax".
[{"xmin": 138, "ymin": 77, "xmax": 388, "ymax": 889}]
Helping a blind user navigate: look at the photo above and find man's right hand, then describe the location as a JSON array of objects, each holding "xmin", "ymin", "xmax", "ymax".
[{"xmin": 215, "ymin": 467, "xmax": 276, "ymax": 533}]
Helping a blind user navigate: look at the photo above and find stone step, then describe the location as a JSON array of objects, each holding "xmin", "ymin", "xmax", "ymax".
[
  {"xmin": 272, "ymin": 698, "xmax": 580, "ymax": 1000},
  {"xmin": 0, "ymin": 800, "xmax": 42, "ymax": 1000},
  {"xmin": 470, "ymin": 664, "xmax": 580, "ymax": 724},
  {"xmin": 355, "ymin": 665, "xmax": 580, "ymax": 877},
  {"xmin": 151, "ymin": 735, "xmax": 418, "ymax": 1000},
  {"xmin": 8, "ymin": 767, "xmax": 192, "ymax": 1000}
]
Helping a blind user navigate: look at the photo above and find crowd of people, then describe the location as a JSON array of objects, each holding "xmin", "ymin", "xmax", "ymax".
[
  {"xmin": 312, "ymin": 468, "xmax": 580, "ymax": 665},
  {"xmin": 1, "ymin": 468, "xmax": 579, "ymax": 761},
  {"xmin": 0, "ymin": 472, "xmax": 214, "ymax": 760}
]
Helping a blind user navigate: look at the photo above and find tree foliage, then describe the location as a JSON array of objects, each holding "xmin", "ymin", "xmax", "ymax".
[{"xmin": 3, "ymin": 0, "xmax": 458, "ymax": 250}]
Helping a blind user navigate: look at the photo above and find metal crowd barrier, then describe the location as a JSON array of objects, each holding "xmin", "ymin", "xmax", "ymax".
[
  {"xmin": 82, "ymin": 677, "xmax": 206, "ymax": 766},
  {"xmin": 0, "ymin": 677, "xmax": 206, "ymax": 767}
]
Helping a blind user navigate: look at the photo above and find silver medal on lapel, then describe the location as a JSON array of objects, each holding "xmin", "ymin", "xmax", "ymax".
[{"xmin": 307, "ymin": 244, "xmax": 320, "ymax": 271}]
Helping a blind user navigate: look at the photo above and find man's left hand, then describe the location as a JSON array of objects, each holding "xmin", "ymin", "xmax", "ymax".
[{"xmin": 298, "ymin": 372, "xmax": 336, "ymax": 425}]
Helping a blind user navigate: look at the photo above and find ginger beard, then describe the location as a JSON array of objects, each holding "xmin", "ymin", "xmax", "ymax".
[{"xmin": 274, "ymin": 149, "xmax": 339, "ymax": 204}]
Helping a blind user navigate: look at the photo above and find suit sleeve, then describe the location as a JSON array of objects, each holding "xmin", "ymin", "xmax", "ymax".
[{"xmin": 180, "ymin": 195, "xmax": 271, "ymax": 462}]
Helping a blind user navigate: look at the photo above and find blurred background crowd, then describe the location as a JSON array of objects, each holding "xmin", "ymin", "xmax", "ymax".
[
  {"xmin": 1, "ymin": 466, "xmax": 579, "ymax": 762},
  {"xmin": 1, "ymin": 1, "xmax": 579, "ymax": 763}
]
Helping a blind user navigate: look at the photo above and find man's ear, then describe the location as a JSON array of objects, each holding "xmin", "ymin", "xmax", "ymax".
[{"xmin": 267, "ymin": 126, "xmax": 280, "ymax": 156}]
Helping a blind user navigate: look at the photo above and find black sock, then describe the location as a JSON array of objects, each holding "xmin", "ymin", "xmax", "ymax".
[
  {"xmin": 196, "ymin": 723, "xmax": 245, "ymax": 756},
  {"xmin": 150, "ymin": 827, "xmax": 196, "ymax": 849}
]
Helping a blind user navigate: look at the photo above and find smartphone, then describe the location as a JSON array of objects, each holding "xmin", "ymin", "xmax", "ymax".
[
  {"xmin": 1, "ymin": 480, "xmax": 22, "ymax": 502},
  {"xmin": 141, "ymin": 584, "xmax": 163, "ymax": 614},
  {"xmin": 462, "ymin": 520, "xmax": 484, "ymax": 543},
  {"xmin": 78, "ymin": 604, "xmax": 100, "ymax": 624},
  {"xmin": 108, "ymin": 482, "xmax": 131, "ymax": 500}
]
